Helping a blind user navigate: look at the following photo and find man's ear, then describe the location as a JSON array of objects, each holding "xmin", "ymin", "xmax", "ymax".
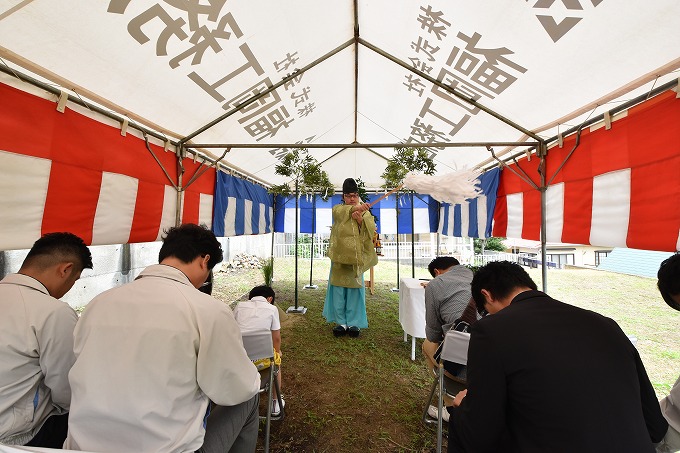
[
  {"xmin": 480, "ymin": 289, "xmax": 494, "ymax": 304},
  {"xmin": 201, "ymin": 254, "xmax": 210, "ymax": 269},
  {"xmin": 57, "ymin": 262, "xmax": 74, "ymax": 279}
]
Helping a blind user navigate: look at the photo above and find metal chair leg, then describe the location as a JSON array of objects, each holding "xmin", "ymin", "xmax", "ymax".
[{"xmin": 422, "ymin": 375, "xmax": 439, "ymax": 427}]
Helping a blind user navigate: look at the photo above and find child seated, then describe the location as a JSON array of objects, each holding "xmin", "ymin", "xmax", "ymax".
[{"xmin": 234, "ymin": 285, "xmax": 284, "ymax": 416}]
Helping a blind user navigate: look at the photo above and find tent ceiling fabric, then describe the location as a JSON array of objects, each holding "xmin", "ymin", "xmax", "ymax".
[{"xmin": 1, "ymin": 0, "xmax": 679, "ymax": 188}]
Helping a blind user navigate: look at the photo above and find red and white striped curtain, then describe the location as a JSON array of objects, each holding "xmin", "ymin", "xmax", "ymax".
[
  {"xmin": 0, "ymin": 80, "xmax": 215, "ymax": 251},
  {"xmin": 493, "ymin": 90, "xmax": 680, "ymax": 252}
]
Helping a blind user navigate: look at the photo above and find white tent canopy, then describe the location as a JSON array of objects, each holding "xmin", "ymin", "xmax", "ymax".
[{"xmin": 2, "ymin": 0, "xmax": 678, "ymax": 188}]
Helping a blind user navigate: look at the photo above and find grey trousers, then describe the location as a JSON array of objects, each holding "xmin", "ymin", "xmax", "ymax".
[{"xmin": 198, "ymin": 394, "xmax": 260, "ymax": 453}]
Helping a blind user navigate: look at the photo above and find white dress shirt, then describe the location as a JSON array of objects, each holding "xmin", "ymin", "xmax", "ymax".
[{"xmin": 233, "ymin": 296, "xmax": 281, "ymax": 334}]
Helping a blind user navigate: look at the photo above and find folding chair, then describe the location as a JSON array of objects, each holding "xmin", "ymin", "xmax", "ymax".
[
  {"xmin": 421, "ymin": 330, "xmax": 470, "ymax": 453},
  {"xmin": 241, "ymin": 331, "xmax": 284, "ymax": 453}
]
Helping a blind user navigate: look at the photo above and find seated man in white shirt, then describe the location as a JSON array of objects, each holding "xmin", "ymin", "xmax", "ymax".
[
  {"xmin": 0, "ymin": 232, "xmax": 92, "ymax": 448},
  {"xmin": 234, "ymin": 285, "xmax": 285, "ymax": 416},
  {"xmin": 65, "ymin": 224, "xmax": 261, "ymax": 453}
]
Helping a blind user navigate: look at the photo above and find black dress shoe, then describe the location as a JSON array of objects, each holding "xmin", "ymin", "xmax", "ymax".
[
  {"xmin": 348, "ymin": 326, "xmax": 361, "ymax": 338},
  {"xmin": 333, "ymin": 325, "xmax": 347, "ymax": 337}
]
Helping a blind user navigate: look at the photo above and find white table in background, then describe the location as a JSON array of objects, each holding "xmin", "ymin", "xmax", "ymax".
[{"xmin": 399, "ymin": 277, "xmax": 427, "ymax": 361}]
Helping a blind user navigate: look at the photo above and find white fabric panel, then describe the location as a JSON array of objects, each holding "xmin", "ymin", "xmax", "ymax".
[
  {"xmin": 545, "ymin": 183, "xmax": 565, "ymax": 243},
  {"xmin": 316, "ymin": 208, "xmax": 333, "ymax": 235},
  {"xmin": 414, "ymin": 208, "xmax": 430, "ymax": 233},
  {"xmin": 437, "ymin": 206, "xmax": 445, "ymax": 234},
  {"xmin": 243, "ymin": 199, "xmax": 253, "ymax": 234},
  {"xmin": 283, "ymin": 206, "xmax": 299, "ymax": 234},
  {"xmin": 223, "ymin": 196, "xmax": 237, "ymax": 237},
  {"xmin": 156, "ymin": 186, "xmax": 182, "ymax": 241},
  {"xmin": 590, "ymin": 169, "xmax": 631, "ymax": 247},
  {"xmin": 447, "ymin": 206, "xmax": 455, "ymax": 236},
  {"xmin": 258, "ymin": 203, "xmax": 266, "ymax": 233},
  {"xmin": 380, "ymin": 208, "xmax": 397, "ymax": 234},
  {"xmin": 460, "ymin": 204, "xmax": 470, "ymax": 237},
  {"xmin": 268, "ymin": 207, "xmax": 274, "ymax": 232},
  {"xmin": 91, "ymin": 172, "xmax": 138, "ymax": 246},
  {"xmin": 505, "ymin": 193, "xmax": 524, "ymax": 239},
  {"xmin": 198, "ymin": 193, "xmax": 213, "ymax": 229},
  {"xmin": 0, "ymin": 150, "xmax": 51, "ymax": 251},
  {"xmin": 477, "ymin": 196, "xmax": 487, "ymax": 238}
]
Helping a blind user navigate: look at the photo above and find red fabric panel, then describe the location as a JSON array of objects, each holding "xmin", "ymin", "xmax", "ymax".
[
  {"xmin": 627, "ymin": 156, "xmax": 680, "ymax": 251},
  {"xmin": 128, "ymin": 181, "xmax": 166, "ymax": 243},
  {"xmin": 0, "ymin": 83, "xmax": 55, "ymax": 158},
  {"xmin": 42, "ymin": 162, "xmax": 101, "ymax": 244},
  {"xmin": 181, "ymin": 163, "xmax": 216, "ymax": 225},
  {"xmin": 522, "ymin": 189, "xmax": 541, "ymax": 240},
  {"xmin": 182, "ymin": 190, "xmax": 200, "ymax": 225},
  {"xmin": 561, "ymin": 178, "xmax": 594, "ymax": 245},
  {"xmin": 492, "ymin": 194, "xmax": 507, "ymax": 237}
]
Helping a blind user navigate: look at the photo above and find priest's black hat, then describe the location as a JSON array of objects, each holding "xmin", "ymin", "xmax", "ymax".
[{"xmin": 342, "ymin": 178, "xmax": 358, "ymax": 194}]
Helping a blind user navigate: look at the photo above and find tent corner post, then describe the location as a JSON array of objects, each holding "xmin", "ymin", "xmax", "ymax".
[{"xmin": 538, "ymin": 142, "xmax": 548, "ymax": 293}]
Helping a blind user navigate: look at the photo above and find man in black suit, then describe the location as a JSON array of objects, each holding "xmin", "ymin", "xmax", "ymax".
[{"xmin": 448, "ymin": 261, "xmax": 667, "ymax": 453}]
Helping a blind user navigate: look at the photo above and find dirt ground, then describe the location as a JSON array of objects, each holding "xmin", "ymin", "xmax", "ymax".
[{"xmin": 213, "ymin": 266, "xmax": 440, "ymax": 452}]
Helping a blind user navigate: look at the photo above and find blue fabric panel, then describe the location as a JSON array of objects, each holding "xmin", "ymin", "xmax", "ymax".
[{"xmin": 213, "ymin": 172, "xmax": 273, "ymax": 237}]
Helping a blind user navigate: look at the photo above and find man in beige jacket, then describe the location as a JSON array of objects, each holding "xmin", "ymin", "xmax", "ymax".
[
  {"xmin": 0, "ymin": 232, "xmax": 92, "ymax": 447},
  {"xmin": 65, "ymin": 224, "xmax": 261, "ymax": 453}
]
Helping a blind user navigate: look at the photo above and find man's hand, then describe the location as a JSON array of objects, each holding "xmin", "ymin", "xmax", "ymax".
[
  {"xmin": 351, "ymin": 203, "xmax": 370, "ymax": 213},
  {"xmin": 452, "ymin": 389, "xmax": 467, "ymax": 407},
  {"xmin": 352, "ymin": 209, "xmax": 363, "ymax": 226}
]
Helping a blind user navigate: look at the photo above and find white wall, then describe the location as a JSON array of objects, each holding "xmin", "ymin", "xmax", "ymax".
[{"xmin": 0, "ymin": 234, "xmax": 273, "ymax": 308}]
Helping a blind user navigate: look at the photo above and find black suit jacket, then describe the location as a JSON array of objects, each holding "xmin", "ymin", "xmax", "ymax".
[{"xmin": 449, "ymin": 290, "xmax": 667, "ymax": 453}]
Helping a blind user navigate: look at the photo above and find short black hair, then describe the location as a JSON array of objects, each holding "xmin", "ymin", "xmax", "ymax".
[
  {"xmin": 249, "ymin": 285, "xmax": 276, "ymax": 303},
  {"xmin": 658, "ymin": 254, "xmax": 680, "ymax": 311},
  {"xmin": 427, "ymin": 256, "xmax": 460, "ymax": 277},
  {"xmin": 471, "ymin": 261, "xmax": 537, "ymax": 314},
  {"xmin": 23, "ymin": 232, "xmax": 93, "ymax": 272},
  {"xmin": 159, "ymin": 224, "xmax": 223, "ymax": 269}
]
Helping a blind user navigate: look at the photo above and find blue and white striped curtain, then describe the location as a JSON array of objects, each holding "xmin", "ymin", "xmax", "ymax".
[
  {"xmin": 273, "ymin": 192, "xmax": 439, "ymax": 234},
  {"xmin": 212, "ymin": 172, "xmax": 273, "ymax": 237},
  {"xmin": 438, "ymin": 167, "xmax": 500, "ymax": 238}
]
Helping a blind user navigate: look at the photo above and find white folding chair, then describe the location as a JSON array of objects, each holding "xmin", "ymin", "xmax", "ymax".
[
  {"xmin": 241, "ymin": 331, "xmax": 284, "ymax": 453},
  {"xmin": 429, "ymin": 330, "xmax": 470, "ymax": 453}
]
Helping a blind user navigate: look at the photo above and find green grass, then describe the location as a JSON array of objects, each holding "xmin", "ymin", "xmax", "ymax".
[{"xmin": 213, "ymin": 257, "xmax": 680, "ymax": 452}]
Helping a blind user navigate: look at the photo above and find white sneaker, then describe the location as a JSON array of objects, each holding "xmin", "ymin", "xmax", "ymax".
[
  {"xmin": 427, "ymin": 405, "xmax": 450, "ymax": 422},
  {"xmin": 272, "ymin": 398, "xmax": 285, "ymax": 416}
]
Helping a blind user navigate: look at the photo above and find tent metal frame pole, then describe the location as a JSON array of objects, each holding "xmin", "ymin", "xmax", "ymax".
[
  {"xmin": 287, "ymin": 183, "xmax": 307, "ymax": 314},
  {"xmin": 0, "ymin": 63, "xmax": 263, "ymax": 189},
  {"xmin": 410, "ymin": 191, "xmax": 415, "ymax": 279},
  {"xmin": 0, "ymin": 62, "xmax": 171, "ymax": 145},
  {"xmin": 392, "ymin": 192, "xmax": 400, "ymax": 292},
  {"xmin": 544, "ymin": 79, "xmax": 678, "ymax": 146},
  {"xmin": 270, "ymin": 199, "xmax": 276, "ymax": 283},
  {"xmin": 538, "ymin": 143, "xmax": 548, "ymax": 293},
  {"xmin": 175, "ymin": 145, "xmax": 185, "ymax": 227},
  {"xmin": 187, "ymin": 141, "xmax": 538, "ymax": 149},
  {"xmin": 304, "ymin": 196, "xmax": 318, "ymax": 290},
  {"xmin": 179, "ymin": 38, "xmax": 355, "ymax": 145},
  {"xmin": 483, "ymin": 80, "xmax": 679, "ymax": 173},
  {"xmin": 352, "ymin": 0, "xmax": 360, "ymax": 143},
  {"xmin": 357, "ymin": 38, "xmax": 542, "ymax": 141}
]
